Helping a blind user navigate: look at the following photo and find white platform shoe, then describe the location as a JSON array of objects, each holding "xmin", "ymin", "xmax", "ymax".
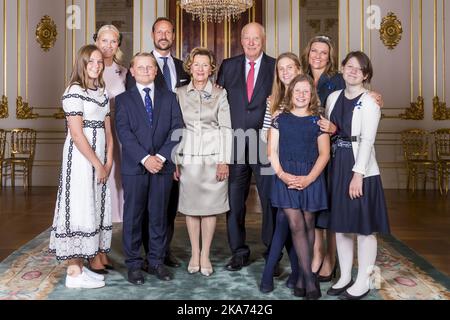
[
  {"xmin": 82, "ymin": 266, "xmax": 105, "ymax": 281},
  {"xmin": 65, "ymin": 271, "xmax": 105, "ymax": 289}
]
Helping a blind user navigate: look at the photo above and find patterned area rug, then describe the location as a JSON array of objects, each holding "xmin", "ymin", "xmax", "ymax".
[{"xmin": 0, "ymin": 217, "xmax": 449, "ymax": 300}]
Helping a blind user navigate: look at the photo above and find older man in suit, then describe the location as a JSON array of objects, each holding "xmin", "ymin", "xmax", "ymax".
[
  {"xmin": 127, "ymin": 18, "xmax": 190, "ymax": 269},
  {"xmin": 217, "ymin": 22, "xmax": 278, "ymax": 272},
  {"xmin": 116, "ymin": 52, "xmax": 183, "ymax": 284}
]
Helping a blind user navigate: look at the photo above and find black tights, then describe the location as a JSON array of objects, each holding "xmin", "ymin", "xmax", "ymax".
[{"xmin": 283, "ymin": 208, "xmax": 316, "ymax": 292}]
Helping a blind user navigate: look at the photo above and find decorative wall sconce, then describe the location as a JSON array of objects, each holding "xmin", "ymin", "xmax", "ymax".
[
  {"xmin": 380, "ymin": 12, "xmax": 403, "ymax": 50},
  {"xmin": 35, "ymin": 15, "xmax": 57, "ymax": 52},
  {"xmin": 0, "ymin": 95, "xmax": 8, "ymax": 118},
  {"xmin": 16, "ymin": 96, "xmax": 38, "ymax": 119},
  {"xmin": 399, "ymin": 96, "xmax": 424, "ymax": 120},
  {"xmin": 433, "ymin": 97, "xmax": 450, "ymax": 120}
]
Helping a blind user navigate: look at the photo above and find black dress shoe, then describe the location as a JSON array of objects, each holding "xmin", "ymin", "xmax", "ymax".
[
  {"xmin": 326, "ymin": 279, "xmax": 354, "ymax": 296},
  {"xmin": 305, "ymin": 289, "xmax": 322, "ymax": 300},
  {"xmin": 318, "ymin": 264, "xmax": 337, "ymax": 282},
  {"xmin": 305, "ymin": 275, "xmax": 322, "ymax": 300},
  {"xmin": 148, "ymin": 264, "xmax": 173, "ymax": 281},
  {"xmin": 339, "ymin": 289, "xmax": 370, "ymax": 300},
  {"xmin": 88, "ymin": 266, "xmax": 108, "ymax": 275},
  {"xmin": 225, "ymin": 256, "xmax": 249, "ymax": 271},
  {"xmin": 104, "ymin": 264, "xmax": 114, "ymax": 270},
  {"xmin": 164, "ymin": 254, "xmax": 181, "ymax": 268},
  {"xmin": 285, "ymin": 273, "xmax": 297, "ymax": 289},
  {"xmin": 293, "ymin": 287, "xmax": 306, "ymax": 297},
  {"xmin": 128, "ymin": 269, "xmax": 145, "ymax": 285}
]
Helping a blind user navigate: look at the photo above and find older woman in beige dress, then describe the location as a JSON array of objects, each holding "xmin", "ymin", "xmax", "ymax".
[{"xmin": 174, "ymin": 47, "xmax": 232, "ymax": 276}]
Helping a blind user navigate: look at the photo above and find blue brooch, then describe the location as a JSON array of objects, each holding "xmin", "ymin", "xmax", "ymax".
[
  {"xmin": 354, "ymin": 101, "xmax": 363, "ymax": 110},
  {"xmin": 326, "ymin": 81, "xmax": 335, "ymax": 90},
  {"xmin": 312, "ymin": 116, "xmax": 319, "ymax": 124}
]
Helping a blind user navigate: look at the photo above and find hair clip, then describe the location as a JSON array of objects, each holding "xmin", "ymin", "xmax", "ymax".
[{"xmin": 315, "ymin": 35, "xmax": 331, "ymax": 41}]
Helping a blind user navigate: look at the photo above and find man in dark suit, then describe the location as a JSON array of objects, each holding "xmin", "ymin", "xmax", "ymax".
[
  {"xmin": 126, "ymin": 18, "xmax": 190, "ymax": 269},
  {"xmin": 116, "ymin": 52, "xmax": 183, "ymax": 284},
  {"xmin": 217, "ymin": 22, "xmax": 278, "ymax": 272}
]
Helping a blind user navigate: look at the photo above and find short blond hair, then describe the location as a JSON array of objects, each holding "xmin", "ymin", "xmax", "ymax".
[
  {"xmin": 183, "ymin": 47, "xmax": 217, "ymax": 75},
  {"xmin": 130, "ymin": 52, "xmax": 157, "ymax": 68}
]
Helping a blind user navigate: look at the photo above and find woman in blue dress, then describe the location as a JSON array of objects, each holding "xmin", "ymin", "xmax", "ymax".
[
  {"xmin": 319, "ymin": 51, "xmax": 390, "ymax": 300},
  {"xmin": 269, "ymin": 74, "xmax": 330, "ymax": 299}
]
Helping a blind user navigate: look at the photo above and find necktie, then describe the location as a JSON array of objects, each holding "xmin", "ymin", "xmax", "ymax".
[
  {"xmin": 161, "ymin": 57, "xmax": 173, "ymax": 91},
  {"xmin": 143, "ymin": 88, "xmax": 153, "ymax": 126},
  {"xmin": 247, "ymin": 61, "xmax": 255, "ymax": 103}
]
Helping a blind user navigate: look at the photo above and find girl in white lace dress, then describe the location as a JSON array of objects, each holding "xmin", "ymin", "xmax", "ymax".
[{"xmin": 49, "ymin": 45, "xmax": 113, "ymax": 288}]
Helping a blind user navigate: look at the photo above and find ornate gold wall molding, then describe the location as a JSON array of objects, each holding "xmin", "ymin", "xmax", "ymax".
[
  {"xmin": 53, "ymin": 108, "xmax": 65, "ymax": 119},
  {"xmin": 0, "ymin": 95, "xmax": 8, "ymax": 118},
  {"xmin": 380, "ymin": 12, "xmax": 403, "ymax": 50},
  {"xmin": 433, "ymin": 96, "xmax": 450, "ymax": 120},
  {"xmin": 35, "ymin": 15, "xmax": 57, "ymax": 52},
  {"xmin": 16, "ymin": 96, "xmax": 38, "ymax": 119},
  {"xmin": 400, "ymin": 96, "xmax": 424, "ymax": 120}
]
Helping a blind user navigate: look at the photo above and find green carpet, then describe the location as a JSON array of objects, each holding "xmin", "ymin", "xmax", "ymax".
[{"xmin": 0, "ymin": 215, "xmax": 449, "ymax": 300}]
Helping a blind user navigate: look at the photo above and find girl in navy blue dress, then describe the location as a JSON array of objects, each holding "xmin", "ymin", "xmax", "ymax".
[
  {"xmin": 303, "ymin": 36, "xmax": 383, "ymax": 281},
  {"xmin": 269, "ymin": 74, "xmax": 330, "ymax": 299},
  {"xmin": 320, "ymin": 51, "xmax": 390, "ymax": 300},
  {"xmin": 259, "ymin": 53, "xmax": 302, "ymax": 293}
]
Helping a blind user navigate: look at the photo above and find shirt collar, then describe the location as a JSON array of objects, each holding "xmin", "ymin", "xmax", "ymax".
[
  {"xmin": 187, "ymin": 80, "xmax": 213, "ymax": 94},
  {"xmin": 136, "ymin": 82, "xmax": 155, "ymax": 94},
  {"xmin": 152, "ymin": 50, "xmax": 172, "ymax": 61},
  {"xmin": 245, "ymin": 52, "xmax": 264, "ymax": 66}
]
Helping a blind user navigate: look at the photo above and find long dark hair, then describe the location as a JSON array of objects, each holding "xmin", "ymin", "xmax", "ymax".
[{"xmin": 301, "ymin": 35, "xmax": 338, "ymax": 78}]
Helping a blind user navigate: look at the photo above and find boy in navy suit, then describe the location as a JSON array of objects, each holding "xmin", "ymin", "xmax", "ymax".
[{"xmin": 115, "ymin": 52, "xmax": 183, "ymax": 284}]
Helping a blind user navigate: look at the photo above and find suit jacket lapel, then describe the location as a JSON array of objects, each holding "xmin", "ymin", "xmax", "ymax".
[
  {"xmin": 250, "ymin": 53, "xmax": 269, "ymax": 104},
  {"xmin": 151, "ymin": 87, "xmax": 162, "ymax": 135},
  {"xmin": 239, "ymin": 55, "xmax": 249, "ymax": 106},
  {"xmin": 174, "ymin": 58, "xmax": 183, "ymax": 87}
]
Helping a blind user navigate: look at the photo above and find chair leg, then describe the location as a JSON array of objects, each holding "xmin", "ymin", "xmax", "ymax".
[
  {"xmin": 27, "ymin": 164, "xmax": 32, "ymax": 190},
  {"xmin": 423, "ymin": 170, "xmax": 427, "ymax": 190},
  {"xmin": 23, "ymin": 165, "xmax": 27, "ymax": 191},
  {"xmin": 445, "ymin": 171, "xmax": 449, "ymax": 195},
  {"xmin": 11, "ymin": 163, "xmax": 15, "ymax": 188},
  {"xmin": 407, "ymin": 171, "xmax": 411, "ymax": 191},
  {"xmin": 437, "ymin": 165, "xmax": 443, "ymax": 195}
]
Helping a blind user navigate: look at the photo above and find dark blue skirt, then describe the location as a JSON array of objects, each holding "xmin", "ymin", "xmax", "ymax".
[
  {"xmin": 271, "ymin": 160, "xmax": 328, "ymax": 212},
  {"xmin": 329, "ymin": 148, "xmax": 390, "ymax": 235}
]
